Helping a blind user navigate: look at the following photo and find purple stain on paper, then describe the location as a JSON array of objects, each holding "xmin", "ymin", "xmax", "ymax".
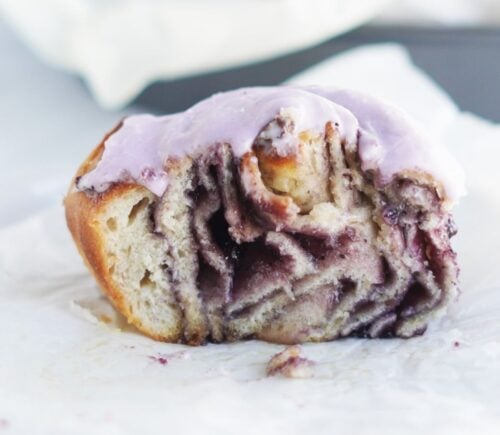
[{"xmin": 148, "ymin": 355, "xmax": 168, "ymax": 366}]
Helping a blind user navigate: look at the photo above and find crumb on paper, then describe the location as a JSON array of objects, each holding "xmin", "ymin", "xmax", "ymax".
[
  {"xmin": 266, "ymin": 345, "xmax": 315, "ymax": 379},
  {"xmin": 99, "ymin": 314, "xmax": 112, "ymax": 324}
]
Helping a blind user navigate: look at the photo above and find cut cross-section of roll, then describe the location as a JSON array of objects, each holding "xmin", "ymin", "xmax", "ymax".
[{"xmin": 65, "ymin": 86, "xmax": 464, "ymax": 345}]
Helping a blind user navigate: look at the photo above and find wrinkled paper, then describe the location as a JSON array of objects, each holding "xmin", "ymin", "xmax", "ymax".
[{"xmin": 1, "ymin": 45, "xmax": 500, "ymax": 434}]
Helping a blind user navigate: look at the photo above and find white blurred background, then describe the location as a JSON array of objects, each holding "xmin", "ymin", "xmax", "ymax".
[
  {"xmin": 1, "ymin": 0, "xmax": 499, "ymax": 107},
  {"xmin": 379, "ymin": 0, "xmax": 500, "ymax": 24}
]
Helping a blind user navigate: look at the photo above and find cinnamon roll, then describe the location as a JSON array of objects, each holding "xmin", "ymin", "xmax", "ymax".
[{"xmin": 65, "ymin": 87, "xmax": 464, "ymax": 345}]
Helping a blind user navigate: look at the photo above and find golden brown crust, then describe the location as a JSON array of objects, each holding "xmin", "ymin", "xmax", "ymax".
[
  {"xmin": 239, "ymin": 152, "xmax": 298, "ymax": 221},
  {"xmin": 64, "ymin": 123, "xmax": 179, "ymax": 342}
]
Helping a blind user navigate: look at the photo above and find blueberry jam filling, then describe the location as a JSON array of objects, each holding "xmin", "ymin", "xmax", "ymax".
[{"xmin": 147, "ymin": 120, "xmax": 459, "ymax": 343}]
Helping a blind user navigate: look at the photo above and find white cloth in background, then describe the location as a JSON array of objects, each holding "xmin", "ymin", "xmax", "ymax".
[
  {"xmin": 1, "ymin": 44, "xmax": 500, "ymax": 435},
  {"xmin": 0, "ymin": 0, "xmax": 390, "ymax": 108}
]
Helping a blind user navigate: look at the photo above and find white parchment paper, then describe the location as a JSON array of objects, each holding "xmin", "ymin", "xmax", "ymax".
[{"xmin": 1, "ymin": 45, "xmax": 499, "ymax": 434}]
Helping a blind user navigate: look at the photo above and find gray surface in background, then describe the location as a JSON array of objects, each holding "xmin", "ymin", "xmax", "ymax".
[
  {"xmin": 136, "ymin": 26, "xmax": 500, "ymax": 123},
  {"xmin": 1, "ymin": 19, "xmax": 499, "ymax": 226}
]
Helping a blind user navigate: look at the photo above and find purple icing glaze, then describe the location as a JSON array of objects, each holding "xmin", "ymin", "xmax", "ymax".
[
  {"xmin": 306, "ymin": 87, "xmax": 466, "ymax": 202},
  {"xmin": 77, "ymin": 86, "xmax": 465, "ymax": 202}
]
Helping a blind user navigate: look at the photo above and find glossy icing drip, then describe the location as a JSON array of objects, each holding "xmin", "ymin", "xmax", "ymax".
[
  {"xmin": 77, "ymin": 86, "xmax": 465, "ymax": 202},
  {"xmin": 306, "ymin": 87, "xmax": 465, "ymax": 201}
]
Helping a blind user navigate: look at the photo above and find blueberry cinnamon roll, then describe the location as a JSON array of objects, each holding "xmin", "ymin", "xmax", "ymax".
[{"xmin": 65, "ymin": 87, "xmax": 464, "ymax": 345}]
